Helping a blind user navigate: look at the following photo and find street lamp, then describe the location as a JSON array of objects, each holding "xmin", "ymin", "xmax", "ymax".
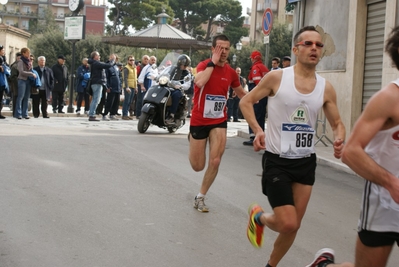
[
  {"xmin": 232, "ymin": 54, "xmax": 237, "ymax": 64},
  {"xmin": 236, "ymin": 41, "xmax": 242, "ymax": 51}
]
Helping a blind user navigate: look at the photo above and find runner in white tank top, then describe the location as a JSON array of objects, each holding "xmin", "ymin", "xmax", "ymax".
[
  {"xmin": 239, "ymin": 26, "xmax": 346, "ymax": 267},
  {"xmin": 266, "ymin": 65, "xmax": 325, "ymax": 158},
  {"xmin": 306, "ymin": 26, "xmax": 399, "ymax": 267}
]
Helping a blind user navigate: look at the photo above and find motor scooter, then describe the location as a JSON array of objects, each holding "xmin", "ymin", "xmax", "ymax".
[{"xmin": 137, "ymin": 67, "xmax": 188, "ymax": 133}]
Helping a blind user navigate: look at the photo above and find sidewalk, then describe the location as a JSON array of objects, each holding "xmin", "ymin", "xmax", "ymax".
[{"xmin": 1, "ymin": 104, "xmax": 353, "ymax": 175}]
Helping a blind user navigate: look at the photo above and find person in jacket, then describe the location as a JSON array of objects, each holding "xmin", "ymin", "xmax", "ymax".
[
  {"xmin": 75, "ymin": 58, "xmax": 90, "ymax": 115},
  {"xmin": 102, "ymin": 53, "xmax": 121, "ymax": 121},
  {"xmin": 0, "ymin": 45, "xmax": 10, "ymax": 119},
  {"xmin": 243, "ymin": 50, "xmax": 269, "ymax": 146},
  {"xmin": 87, "ymin": 51, "xmax": 115, "ymax": 121},
  {"xmin": 121, "ymin": 55, "xmax": 137, "ymax": 120},
  {"xmin": 32, "ymin": 56, "xmax": 54, "ymax": 118},
  {"xmin": 51, "ymin": 55, "xmax": 68, "ymax": 114},
  {"xmin": 15, "ymin": 47, "xmax": 36, "ymax": 119},
  {"xmin": 10, "ymin": 52, "xmax": 21, "ymax": 117}
]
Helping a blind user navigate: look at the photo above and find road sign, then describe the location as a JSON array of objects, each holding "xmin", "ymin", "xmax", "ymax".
[
  {"xmin": 262, "ymin": 8, "xmax": 273, "ymax": 36},
  {"xmin": 264, "ymin": 36, "xmax": 270, "ymax": 44}
]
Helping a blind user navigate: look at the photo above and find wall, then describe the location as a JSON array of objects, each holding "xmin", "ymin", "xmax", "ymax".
[{"xmin": 0, "ymin": 24, "xmax": 30, "ymax": 63}]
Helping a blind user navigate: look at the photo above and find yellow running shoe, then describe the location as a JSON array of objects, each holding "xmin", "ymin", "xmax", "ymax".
[{"xmin": 247, "ymin": 203, "xmax": 264, "ymax": 248}]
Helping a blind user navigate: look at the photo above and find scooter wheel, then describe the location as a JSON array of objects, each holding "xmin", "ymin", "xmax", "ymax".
[{"xmin": 167, "ymin": 127, "xmax": 177, "ymax": 133}]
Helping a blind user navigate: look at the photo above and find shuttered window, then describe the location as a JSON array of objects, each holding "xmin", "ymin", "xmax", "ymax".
[{"xmin": 362, "ymin": 1, "xmax": 386, "ymax": 110}]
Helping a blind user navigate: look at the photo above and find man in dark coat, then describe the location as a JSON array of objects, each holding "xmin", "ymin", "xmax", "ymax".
[
  {"xmin": 75, "ymin": 58, "xmax": 90, "ymax": 115},
  {"xmin": 33, "ymin": 56, "xmax": 54, "ymax": 118},
  {"xmin": 51, "ymin": 55, "xmax": 68, "ymax": 113},
  {"xmin": 102, "ymin": 54, "xmax": 121, "ymax": 121},
  {"xmin": 87, "ymin": 51, "xmax": 115, "ymax": 121},
  {"xmin": 9, "ymin": 52, "xmax": 21, "ymax": 117}
]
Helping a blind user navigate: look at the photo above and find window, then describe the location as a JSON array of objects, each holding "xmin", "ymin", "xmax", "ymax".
[
  {"xmin": 21, "ymin": 20, "xmax": 29, "ymax": 29},
  {"xmin": 22, "ymin": 6, "xmax": 31, "ymax": 14}
]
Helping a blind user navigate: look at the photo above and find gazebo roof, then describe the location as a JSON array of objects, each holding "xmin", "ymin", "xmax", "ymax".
[{"xmin": 102, "ymin": 12, "xmax": 211, "ymax": 50}]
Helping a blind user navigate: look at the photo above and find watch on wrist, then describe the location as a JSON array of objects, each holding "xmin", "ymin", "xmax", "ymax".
[{"xmin": 206, "ymin": 61, "xmax": 216, "ymax": 68}]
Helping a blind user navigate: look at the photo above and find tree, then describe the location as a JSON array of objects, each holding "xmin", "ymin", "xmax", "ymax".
[
  {"xmin": 28, "ymin": 8, "xmax": 59, "ymax": 34},
  {"xmin": 268, "ymin": 23, "xmax": 293, "ymax": 67},
  {"xmin": 107, "ymin": 0, "xmax": 174, "ymax": 36}
]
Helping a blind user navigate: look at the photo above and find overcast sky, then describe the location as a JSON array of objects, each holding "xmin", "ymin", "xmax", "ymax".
[{"xmin": 239, "ymin": 0, "xmax": 250, "ymax": 16}]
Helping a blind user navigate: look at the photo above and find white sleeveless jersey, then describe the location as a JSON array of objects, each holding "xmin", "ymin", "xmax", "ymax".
[
  {"xmin": 266, "ymin": 66, "xmax": 325, "ymax": 158},
  {"xmin": 359, "ymin": 81, "xmax": 399, "ymax": 232}
]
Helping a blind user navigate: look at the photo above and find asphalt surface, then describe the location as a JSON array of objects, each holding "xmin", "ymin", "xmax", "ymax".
[{"xmin": 0, "ymin": 115, "xmax": 398, "ymax": 267}]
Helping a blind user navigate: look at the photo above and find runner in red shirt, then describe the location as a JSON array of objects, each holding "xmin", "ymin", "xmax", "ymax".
[{"xmin": 189, "ymin": 34, "xmax": 247, "ymax": 212}]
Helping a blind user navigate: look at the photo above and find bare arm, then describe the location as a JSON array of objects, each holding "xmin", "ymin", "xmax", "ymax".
[
  {"xmin": 342, "ymin": 83, "xmax": 399, "ymax": 203},
  {"xmin": 239, "ymin": 71, "xmax": 281, "ymax": 151},
  {"xmin": 322, "ymin": 81, "xmax": 346, "ymax": 158}
]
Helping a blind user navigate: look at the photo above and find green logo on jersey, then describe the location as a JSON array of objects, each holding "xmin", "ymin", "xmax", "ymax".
[{"xmin": 290, "ymin": 105, "xmax": 309, "ymax": 123}]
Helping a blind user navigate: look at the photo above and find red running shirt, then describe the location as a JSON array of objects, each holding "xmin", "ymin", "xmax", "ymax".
[{"xmin": 191, "ymin": 59, "xmax": 241, "ymax": 126}]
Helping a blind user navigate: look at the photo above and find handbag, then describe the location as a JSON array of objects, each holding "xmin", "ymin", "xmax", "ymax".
[{"xmin": 31, "ymin": 86, "xmax": 39, "ymax": 95}]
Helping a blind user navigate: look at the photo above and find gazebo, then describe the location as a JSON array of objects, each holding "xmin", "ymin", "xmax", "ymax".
[{"xmin": 102, "ymin": 12, "xmax": 211, "ymax": 54}]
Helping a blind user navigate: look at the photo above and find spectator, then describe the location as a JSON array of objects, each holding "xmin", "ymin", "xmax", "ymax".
[
  {"xmin": 0, "ymin": 45, "xmax": 9, "ymax": 119},
  {"xmin": 271, "ymin": 57, "xmax": 281, "ymax": 70},
  {"xmin": 243, "ymin": 50, "xmax": 269, "ymax": 146},
  {"xmin": 227, "ymin": 67, "xmax": 246, "ymax": 122},
  {"xmin": 121, "ymin": 55, "xmax": 137, "ymax": 120},
  {"xmin": 32, "ymin": 56, "xmax": 54, "ymax": 118},
  {"xmin": 87, "ymin": 51, "xmax": 115, "ymax": 121},
  {"xmin": 186, "ymin": 66, "xmax": 194, "ymax": 118},
  {"xmin": 102, "ymin": 54, "xmax": 121, "ymax": 121},
  {"xmin": 9, "ymin": 52, "xmax": 21, "ymax": 117},
  {"xmin": 282, "ymin": 56, "xmax": 291, "ymax": 68},
  {"xmin": 15, "ymin": 47, "xmax": 36, "ymax": 119},
  {"xmin": 75, "ymin": 58, "xmax": 90, "ymax": 115},
  {"xmin": 135, "ymin": 55, "xmax": 149, "ymax": 118},
  {"xmin": 137, "ymin": 55, "xmax": 158, "ymax": 117},
  {"xmin": 51, "ymin": 55, "xmax": 68, "ymax": 114}
]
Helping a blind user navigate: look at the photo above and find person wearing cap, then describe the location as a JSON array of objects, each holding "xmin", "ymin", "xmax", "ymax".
[
  {"xmin": 240, "ymin": 26, "xmax": 345, "ymax": 267},
  {"xmin": 282, "ymin": 56, "xmax": 291, "ymax": 68},
  {"xmin": 243, "ymin": 50, "xmax": 269, "ymax": 146},
  {"xmin": 51, "ymin": 55, "xmax": 68, "ymax": 114},
  {"xmin": 10, "ymin": 52, "xmax": 22, "ymax": 117},
  {"xmin": 189, "ymin": 34, "xmax": 247, "ymax": 212}
]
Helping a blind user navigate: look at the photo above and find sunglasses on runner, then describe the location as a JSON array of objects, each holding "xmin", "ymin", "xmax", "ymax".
[{"xmin": 295, "ymin": 40, "xmax": 324, "ymax": 48}]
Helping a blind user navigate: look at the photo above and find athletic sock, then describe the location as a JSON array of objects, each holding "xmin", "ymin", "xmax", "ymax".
[
  {"xmin": 266, "ymin": 263, "xmax": 273, "ymax": 267},
  {"xmin": 196, "ymin": 193, "xmax": 205, "ymax": 199},
  {"xmin": 254, "ymin": 212, "xmax": 263, "ymax": 226}
]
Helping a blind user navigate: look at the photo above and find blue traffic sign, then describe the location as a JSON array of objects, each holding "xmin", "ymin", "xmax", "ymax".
[{"xmin": 262, "ymin": 8, "xmax": 273, "ymax": 35}]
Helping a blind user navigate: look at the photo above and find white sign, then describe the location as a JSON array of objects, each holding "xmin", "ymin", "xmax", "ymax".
[
  {"xmin": 64, "ymin": 16, "xmax": 85, "ymax": 40},
  {"xmin": 264, "ymin": 35, "xmax": 270, "ymax": 44}
]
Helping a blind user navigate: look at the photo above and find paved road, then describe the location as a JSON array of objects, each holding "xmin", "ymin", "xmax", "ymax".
[{"xmin": 0, "ymin": 118, "xmax": 398, "ymax": 267}]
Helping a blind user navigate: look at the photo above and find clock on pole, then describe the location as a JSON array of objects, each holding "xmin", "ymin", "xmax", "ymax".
[{"xmin": 68, "ymin": 0, "xmax": 84, "ymax": 14}]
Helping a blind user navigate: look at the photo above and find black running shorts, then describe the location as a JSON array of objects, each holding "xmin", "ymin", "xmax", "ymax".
[
  {"xmin": 358, "ymin": 229, "xmax": 399, "ymax": 247},
  {"xmin": 189, "ymin": 121, "xmax": 227, "ymax": 140},
  {"xmin": 261, "ymin": 151, "xmax": 317, "ymax": 208}
]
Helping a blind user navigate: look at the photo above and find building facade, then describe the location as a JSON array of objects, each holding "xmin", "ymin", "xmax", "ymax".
[
  {"xmin": 248, "ymin": 0, "xmax": 294, "ymax": 44},
  {"xmin": 289, "ymin": 0, "xmax": 397, "ymax": 136},
  {"xmin": 0, "ymin": 0, "xmax": 106, "ymax": 35}
]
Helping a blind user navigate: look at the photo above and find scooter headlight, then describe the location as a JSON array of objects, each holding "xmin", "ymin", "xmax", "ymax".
[{"xmin": 158, "ymin": 76, "xmax": 170, "ymax": 86}]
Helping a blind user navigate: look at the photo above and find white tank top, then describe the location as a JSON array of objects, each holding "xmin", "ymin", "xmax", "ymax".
[
  {"xmin": 359, "ymin": 79, "xmax": 399, "ymax": 231},
  {"xmin": 266, "ymin": 66, "xmax": 325, "ymax": 158}
]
